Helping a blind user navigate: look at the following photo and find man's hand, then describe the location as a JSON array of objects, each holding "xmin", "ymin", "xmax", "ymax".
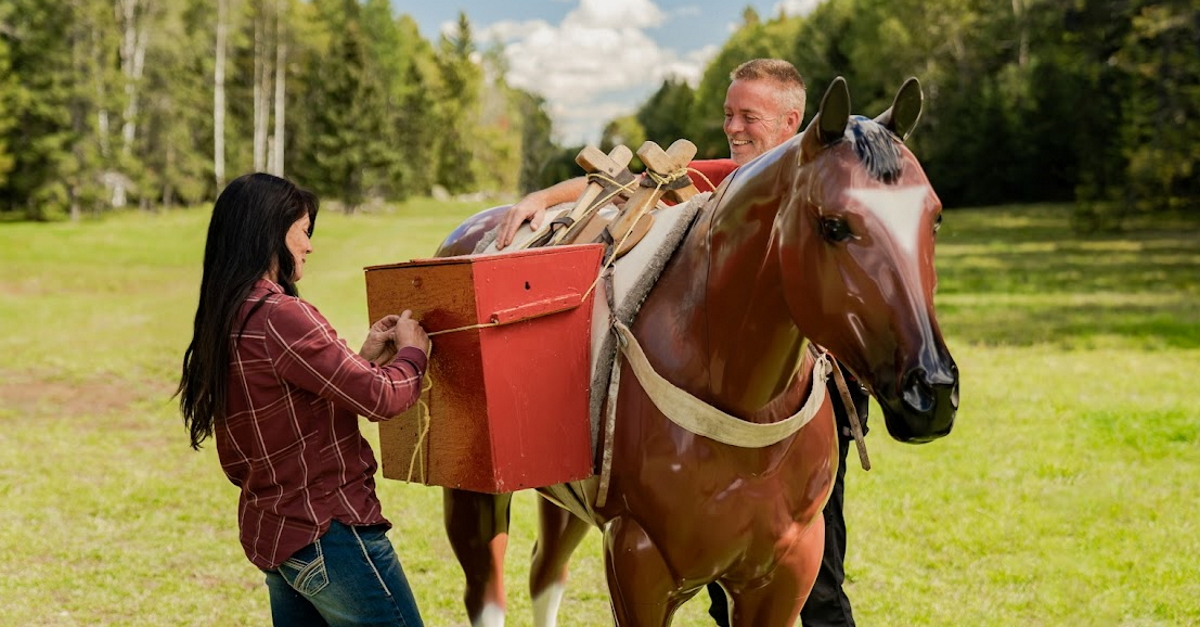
[
  {"xmin": 496, "ymin": 193, "xmax": 548, "ymax": 249},
  {"xmin": 495, "ymin": 177, "xmax": 590, "ymax": 249}
]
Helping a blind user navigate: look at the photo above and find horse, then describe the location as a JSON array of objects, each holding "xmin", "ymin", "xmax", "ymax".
[{"xmin": 432, "ymin": 76, "xmax": 958, "ymax": 626}]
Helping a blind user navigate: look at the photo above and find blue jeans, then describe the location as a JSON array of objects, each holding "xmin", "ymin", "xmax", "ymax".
[{"xmin": 262, "ymin": 520, "xmax": 424, "ymax": 627}]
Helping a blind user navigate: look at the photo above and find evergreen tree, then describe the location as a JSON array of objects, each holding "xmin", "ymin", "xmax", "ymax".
[
  {"xmin": 516, "ymin": 90, "xmax": 555, "ymax": 195},
  {"xmin": 306, "ymin": 1, "xmax": 391, "ymax": 212},
  {"xmin": 433, "ymin": 11, "xmax": 480, "ymax": 195},
  {"xmin": 636, "ymin": 78, "xmax": 694, "ymax": 148},
  {"xmin": 0, "ymin": 1, "xmax": 18, "ymax": 189}
]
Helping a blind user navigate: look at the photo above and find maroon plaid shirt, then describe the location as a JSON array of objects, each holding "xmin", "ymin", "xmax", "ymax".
[{"xmin": 218, "ymin": 279, "xmax": 427, "ymax": 569}]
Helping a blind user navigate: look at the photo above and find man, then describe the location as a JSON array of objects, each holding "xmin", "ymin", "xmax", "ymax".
[{"xmin": 498, "ymin": 59, "xmax": 868, "ymax": 627}]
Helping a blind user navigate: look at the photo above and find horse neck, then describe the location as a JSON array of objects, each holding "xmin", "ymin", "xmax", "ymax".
[{"xmin": 639, "ymin": 141, "xmax": 812, "ymax": 418}]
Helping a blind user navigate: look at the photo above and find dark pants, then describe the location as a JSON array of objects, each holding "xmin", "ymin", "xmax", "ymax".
[{"xmin": 707, "ymin": 369, "xmax": 868, "ymax": 627}]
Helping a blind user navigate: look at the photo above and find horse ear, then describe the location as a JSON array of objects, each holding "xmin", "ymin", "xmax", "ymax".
[
  {"xmin": 814, "ymin": 76, "xmax": 850, "ymax": 146},
  {"xmin": 875, "ymin": 77, "xmax": 923, "ymax": 142}
]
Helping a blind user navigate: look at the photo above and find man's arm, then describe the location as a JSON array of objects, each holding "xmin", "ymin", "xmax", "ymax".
[{"xmin": 496, "ymin": 176, "xmax": 588, "ymax": 249}]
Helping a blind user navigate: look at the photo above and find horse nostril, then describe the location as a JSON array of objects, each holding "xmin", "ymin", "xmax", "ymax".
[{"xmin": 901, "ymin": 369, "xmax": 935, "ymax": 414}]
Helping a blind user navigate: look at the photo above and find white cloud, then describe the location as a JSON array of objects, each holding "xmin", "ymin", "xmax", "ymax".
[
  {"xmin": 475, "ymin": 0, "xmax": 705, "ymax": 145},
  {"xmin": 774, "ymin": 0, "xmax": 824, "ymax": 17},
  {"xmin": 565, "ymin": 0, "xmax": 666, "ymax": 30}
]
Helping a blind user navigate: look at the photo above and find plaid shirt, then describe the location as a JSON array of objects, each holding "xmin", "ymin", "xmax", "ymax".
[{"xmin": 218, "ymin": 279, "xmax": 427, "ymax": 569}]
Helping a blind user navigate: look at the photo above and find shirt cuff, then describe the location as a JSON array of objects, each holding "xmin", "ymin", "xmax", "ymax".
[{"xmin": 393, "ymin": 345, "xmax": 428, "ymax": 375}]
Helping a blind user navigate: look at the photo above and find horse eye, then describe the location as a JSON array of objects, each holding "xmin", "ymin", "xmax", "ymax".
[
  {"xmin": 933, "ymin": 213, "xmax": 943, "ymax": 235},
  {"xmin": 820, "ymin": 217, "xmax": 852, "ymax": 243}
]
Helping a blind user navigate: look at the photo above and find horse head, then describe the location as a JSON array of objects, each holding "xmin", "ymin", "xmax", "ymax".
[{"xmin": 778, "ymin": 77, "xmax": 957, "ymax": 443}]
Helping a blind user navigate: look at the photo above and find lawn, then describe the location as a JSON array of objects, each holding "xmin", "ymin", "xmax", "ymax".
[{"xmin": 0, "ymin": 201, "xmax": 1197, "ymax": 626}]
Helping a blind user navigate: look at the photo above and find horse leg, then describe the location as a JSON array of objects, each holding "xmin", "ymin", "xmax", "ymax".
[
  {"xmin": 603, "ymin": 516, "xmax": 689, "ymax": 626},
  {"xmin": 529, "ymin": 495, "xmax": 592, "ymax": 627},
  {"xmin": 726, "ymin": 517, "xmax": 825, "ymax": 627},
  {"xmin": 443, "ymin": 487, "xmax": 513, "ymax": 627}
]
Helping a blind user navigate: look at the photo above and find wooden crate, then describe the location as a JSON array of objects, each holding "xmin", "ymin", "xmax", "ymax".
[{"xmin": 364, "ymin": 244, "xmax": 604, "ymax": 493}]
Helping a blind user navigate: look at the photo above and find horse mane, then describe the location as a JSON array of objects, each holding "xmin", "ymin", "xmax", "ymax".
[{"xmin": 847, "ymin": 115, "xmax": 904, "ymax": 184}]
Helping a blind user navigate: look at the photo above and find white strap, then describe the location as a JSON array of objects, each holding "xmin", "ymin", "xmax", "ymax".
[{"xmin": 612, "ymin": 321, "xmax": 830, "ymax": 448}]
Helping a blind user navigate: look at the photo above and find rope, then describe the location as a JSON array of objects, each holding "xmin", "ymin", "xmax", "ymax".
[
  {"xmin": 587, "ymin": 171, "xmax": 640, "ymax": 208},
  {"xmin": 427, "ymin": 321, "xmax": 498, "ymax": 337},
  {"xmin": 685, "ymin": 167, "xmax": 717, "ymax": 193},
  {"xmin": 582, "ymin": 211, "xmax": 649, "ymax": 302},
  {"xmin": 581, "ymin": 167, "xmax": 683, "ymax": 301},
  {"xmin": 521, "ymin": 171, "xmax": 641, "ymax": 250},
  {"xmin": 644, "ymin": 166, "xmax": 688, "ymax": 188},
  {"xmin": 406, "ymin": 371, "xmax": 435, "ymax": 483}
]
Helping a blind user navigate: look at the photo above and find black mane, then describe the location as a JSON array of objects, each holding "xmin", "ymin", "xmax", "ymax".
[{"xmin": 848, "ymin": 115, "xmax": 903, "ymax": 184}]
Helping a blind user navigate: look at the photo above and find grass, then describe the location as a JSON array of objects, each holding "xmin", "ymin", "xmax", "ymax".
[{"xmin": 1, "ymin": 201, "xmax": 1198, "ymax": 625}]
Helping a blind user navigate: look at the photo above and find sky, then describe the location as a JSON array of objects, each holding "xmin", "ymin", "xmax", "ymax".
[{"xmin": 389, "ymin": 0, "xmax": 824, "ymax": 144}]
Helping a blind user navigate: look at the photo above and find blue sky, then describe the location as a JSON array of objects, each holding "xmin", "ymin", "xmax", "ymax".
[{"xmin": 388, "ymin": 0, "xmax": 822, "ymax": 144}]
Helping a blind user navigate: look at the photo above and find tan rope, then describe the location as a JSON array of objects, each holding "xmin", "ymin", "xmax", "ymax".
[
  {"xmin": 521, "ymin": 171, "xmax": 641, "ymax": 250},
  {"xmin": 427, "ymin": 321, "xmax": 498, "ymax": 337},
  {"xmin": 685, "ymin": 167, "xmax": 717, "ymax": 193},
  {"xmin": 581, "ymin": 170, "xmax": 678, "ymax": 302},
  {"xmin": 587, "ymin": 171, "xmax": 640, "ymax": 207},
  {"xmin": 406, "ymin": 371, "xmax": 435, "ymax": 483}
]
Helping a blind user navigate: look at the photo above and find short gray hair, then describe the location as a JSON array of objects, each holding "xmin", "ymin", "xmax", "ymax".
[{"xmin": 730, "ymin": 58, "xmax": 806, "ymax": 115}]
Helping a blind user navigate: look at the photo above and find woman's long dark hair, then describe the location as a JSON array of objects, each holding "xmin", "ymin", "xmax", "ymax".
[{"xmin": 176, "ymin": 173, "xmax": 318, "ymax": 449}]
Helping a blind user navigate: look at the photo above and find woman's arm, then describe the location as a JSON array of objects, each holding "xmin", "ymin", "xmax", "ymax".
[{"xmin": 264, "ymin": 297, "xmax": 428, "ymax": 421}]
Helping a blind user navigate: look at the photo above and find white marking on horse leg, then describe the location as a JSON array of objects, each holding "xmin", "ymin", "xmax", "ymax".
[
  {"xmin": 472, "ymin": 604, "xmax": 505, "ymax": 627},
  {"xmin": 847, "ymin": 186, "xmax": 928, "ymax": 258},
  {"xmin": 532, "ymin": 583, "xmax": 566, "ymax": 627}
]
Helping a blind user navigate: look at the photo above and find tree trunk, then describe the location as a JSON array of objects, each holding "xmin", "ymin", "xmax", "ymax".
[
  {"xmin": 270, "ymin": 0, "xmax": 286, "ymax": 176},
  {"xmin": 214, "ymin": 0, "xmax": 228, "ymax": 190},
  {"xmin": 1012, "ymin": 0, "xmax": 1028, "ymax": 68},
  {"xmin": 114, "ymin": 0, "xmax": 149, "ymax": 209},
  {"xmin": 253, "ymin": 1, "xmax": 272, "ymax": 173}
]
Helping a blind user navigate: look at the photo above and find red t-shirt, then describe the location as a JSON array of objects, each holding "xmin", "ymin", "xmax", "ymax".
[{"xmin": 686, "ymin": 159, "xmax": 739, "ymax": 193}]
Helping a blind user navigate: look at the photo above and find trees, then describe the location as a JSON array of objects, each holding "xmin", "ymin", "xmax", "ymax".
[
  {"xmin": 1, "ymin": 1, "xmax": 1194, "ymax": 218},
  {"xmin": 0, "ymin": 1, "xmax": 554, "ymax": 217}
]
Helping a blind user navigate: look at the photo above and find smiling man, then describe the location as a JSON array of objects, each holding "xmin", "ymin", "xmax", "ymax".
[{"xmin": 496, "ymin": 58, "xmax": 806, "ymax": 248}]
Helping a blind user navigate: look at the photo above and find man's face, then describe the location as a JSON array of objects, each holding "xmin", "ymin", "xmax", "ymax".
[{"xmin": 723, "ymin": 78, "xmax": 801, "ymax": 165}]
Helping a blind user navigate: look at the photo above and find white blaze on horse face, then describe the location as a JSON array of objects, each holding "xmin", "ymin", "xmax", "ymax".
[{"xmin": 846, "ymin": 187, "xmax": 929, "ymax": 258}]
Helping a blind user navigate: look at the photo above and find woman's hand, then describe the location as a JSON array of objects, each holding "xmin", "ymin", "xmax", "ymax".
[
  {"xmin": 392, "ymin": 310, "xmax": 431, "ymax": 358},
  {"xmin": 360, "ymin": 314, "xmax": 401, "ymax": 363}
]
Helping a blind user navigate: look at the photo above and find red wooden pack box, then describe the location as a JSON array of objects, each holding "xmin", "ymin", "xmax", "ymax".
[{"xmin": 363, "ymin": 244, "xmax": 604, "ymax": 494}]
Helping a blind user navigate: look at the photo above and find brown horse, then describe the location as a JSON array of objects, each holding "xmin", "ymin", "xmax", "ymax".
[{"xmin": 433, "ymin": 77, "xmax": 958, "ymax": 626}]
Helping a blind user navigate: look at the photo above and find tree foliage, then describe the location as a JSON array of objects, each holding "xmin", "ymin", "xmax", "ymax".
[
  {"xmin": 1, "ymin": 0, "xmax": 1196, "ymax": 221},
  {"xmin": 0, "ymin": 0, "xmax": 554, "ymax": 218},
  {"xmin": 662, "ymin": 0, "xmax": 1200, "ymax": 220}
]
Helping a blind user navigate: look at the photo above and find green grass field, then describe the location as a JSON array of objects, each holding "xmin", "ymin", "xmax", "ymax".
[{"xmin": 1, "ymin": 201, "xmax": 1197, "ymax": 626}]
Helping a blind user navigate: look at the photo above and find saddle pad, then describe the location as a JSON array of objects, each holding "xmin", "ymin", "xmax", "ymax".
[{"xmin": 473, "ymin": 195, "xmax": 710, "ymax": 449}]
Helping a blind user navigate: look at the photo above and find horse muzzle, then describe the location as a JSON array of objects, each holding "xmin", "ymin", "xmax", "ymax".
[{"xmin": 879, "ymin": 362, "xmax": 958, "ymax": 443}]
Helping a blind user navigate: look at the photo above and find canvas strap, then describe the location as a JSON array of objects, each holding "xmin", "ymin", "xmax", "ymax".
[{"xmin": 610, "ymin": 321, "xmax": 830, "ymax": 448}]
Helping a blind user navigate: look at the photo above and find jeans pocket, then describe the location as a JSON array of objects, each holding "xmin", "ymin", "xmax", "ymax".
[{"xmin": 279, "ymin": 539, "xmax": 330, "ymax": 597}]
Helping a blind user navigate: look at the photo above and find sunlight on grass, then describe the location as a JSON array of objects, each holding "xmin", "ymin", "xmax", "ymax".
[{"xmin": 1, "ymin": 201, "xmax": 1198, "ymax": 625}]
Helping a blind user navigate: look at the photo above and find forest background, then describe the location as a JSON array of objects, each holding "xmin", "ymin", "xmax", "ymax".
[{"xmin": 0, "ymin": 0, "xmax": 1196, "ymax": 224}]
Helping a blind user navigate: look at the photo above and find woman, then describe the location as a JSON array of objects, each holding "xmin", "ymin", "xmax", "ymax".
[{"xmin": 176, "ymin": 173, "xmax": 430, "ymax": 626}]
